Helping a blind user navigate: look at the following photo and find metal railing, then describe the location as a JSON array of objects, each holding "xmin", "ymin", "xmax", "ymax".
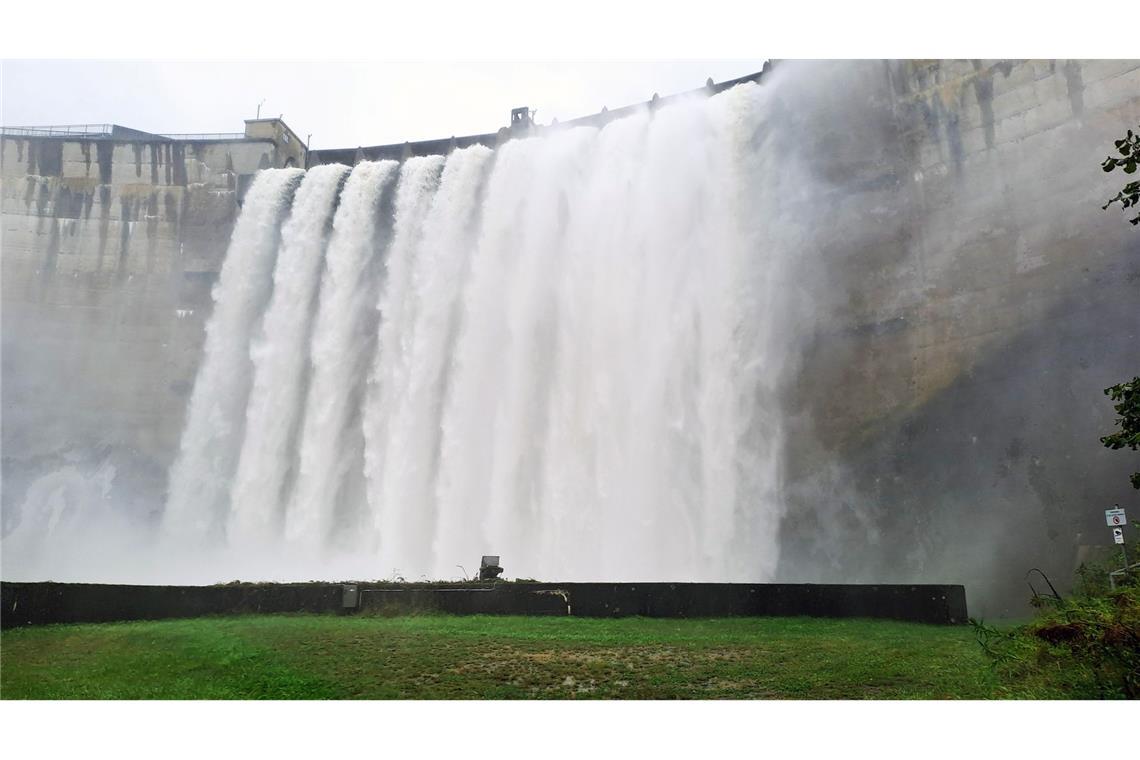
[
  {"xmin": 1108, "ymin": 561, "xmax": 1140, "ymax": 591},
  {"xmin": 0, "ymin": 124, "xmax": 115, "ymax": 138},
  {"xmin": 1, "ymin": 125, "xmax": 248, "ymax": 142},
  {"xmin": 158, "ymin": 132, "xmax": 246, "ymax": 141}
]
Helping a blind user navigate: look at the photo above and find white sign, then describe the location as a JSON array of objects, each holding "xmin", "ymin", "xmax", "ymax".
[
  {"xmin": 1106, "ymin": 508, "xmax": 1127, "ymax": 527},
  {"xmin": 1113, "ymin": 528, "xmax": 1125, "ymax": 545}
]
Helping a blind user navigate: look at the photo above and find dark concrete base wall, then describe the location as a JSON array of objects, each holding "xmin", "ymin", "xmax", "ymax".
[
  {"xmin": 2, "ymin": 581, "xmax": 967, "ymax": 628},
  {"xmin": 361, "ymin": 583, "xmax": 967, "ymax": 624},
  {"xmin": 0, "ymin": 582, "xmax": 344, "ymax": 629}
]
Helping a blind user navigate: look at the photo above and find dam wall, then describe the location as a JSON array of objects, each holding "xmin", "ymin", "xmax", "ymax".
[
  {"xmin": 2, "ymin": 61, "xmax": 1138, "ymax": 612},
  {"xmin": 768, "ymin": 60, "xmax": 1140, "ymax": 608},
  {"xmin": 0, "ymin": 120, "xmax": 305, "ymax": 532}
]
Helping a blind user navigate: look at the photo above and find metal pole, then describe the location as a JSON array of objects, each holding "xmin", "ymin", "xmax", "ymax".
[{"xmin": 1110, "ymin": 525, "xmax": 1130, "ymax": 590}]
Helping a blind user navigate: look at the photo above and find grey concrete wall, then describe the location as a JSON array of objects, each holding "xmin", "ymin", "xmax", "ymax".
[
  {"xmin": 0, "ymin": 130, "xmax": 296, "ymax": 534},
  {"xmin": 766, "ymin": 60, "xmax": 1140, "ymax": 614},
  {"xmin": 244, "ymin": 118, "xmax": 307, "ymax": 168}
]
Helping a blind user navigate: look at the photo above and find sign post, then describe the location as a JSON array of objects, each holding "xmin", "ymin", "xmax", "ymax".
[{"xmin": 1105, "ymin": 506, "xmax": 1130, "ymax": 590}]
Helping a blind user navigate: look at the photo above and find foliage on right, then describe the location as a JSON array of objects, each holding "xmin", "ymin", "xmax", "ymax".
[
  {"xmin": 971, "ymin": 125, "xmax": 1140, "ymax": 700},
  {"xmin": 1101, "ymin": 378, "xmax": 1140, "ymax": 489},
  {"xmin": 1100, "ymin": 125, "xmax": 1140, "ymax": 489},
  {"xmin": 1102, "ymin": 127, "xmax": 1140, "ymax": 225}
]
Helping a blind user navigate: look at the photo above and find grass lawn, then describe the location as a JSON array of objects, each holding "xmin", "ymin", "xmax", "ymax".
[{"xmin": 0, "ymin": 613, "xmax": 1080, "ymax": 699}]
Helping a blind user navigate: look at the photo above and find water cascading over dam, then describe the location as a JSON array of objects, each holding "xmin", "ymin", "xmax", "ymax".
[
  {"xmin": 162, "ymin": 82, "xmax": 787, "ymax": 582},
  {"xmin": 8, "ymin": 61, "xmax": 1138, "ymax": 611}
]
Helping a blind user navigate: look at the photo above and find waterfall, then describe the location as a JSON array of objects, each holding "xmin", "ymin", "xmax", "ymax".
[
  {"xmin": 362, "ymin": 154, "xmax": 447, "ymax": 574},
  {"xmin": 227, "ymin": 163, "xmax": 351, "ymax": 546},
  {"xmin": 286, "ymin": 161, "xmax": 400, "ymax": 549},
  {"xmin": 164, "ymin": 168, "xmax": 303, "ymax": 541},
  {"xmin": 367, "ymin": 146, "xmax": 495, "ymax": 576},
  {"xmin": 164, "ymin": 81, "xmax": 784, "ymax": 582}
]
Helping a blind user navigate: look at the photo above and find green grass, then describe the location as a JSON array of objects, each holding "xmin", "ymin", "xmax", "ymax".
[{"xmin": 0, "ymin": 613, "xmax": 1080, "ymax": 699}]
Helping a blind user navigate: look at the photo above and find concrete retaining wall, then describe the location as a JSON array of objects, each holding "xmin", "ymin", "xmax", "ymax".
[
  {"xmin": 361, "ymin": 583, "xmax": 967, "ymax": 624},
  {"xmin": 1, "ymin": 581, "xmax": 967, "ymax": 628},
  {"xmin": 0, "ymin": 581, "xmax": 345, "ymax": 628}
]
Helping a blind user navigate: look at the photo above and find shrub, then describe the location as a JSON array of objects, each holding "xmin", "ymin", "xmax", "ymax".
[
  {"xmin": 975, "ymin": 586, "xmax": 1140, "ymax": 698},
  {"xmin": 1075, "ymin": 545, "xmax": 1138, "ymax": 597}
]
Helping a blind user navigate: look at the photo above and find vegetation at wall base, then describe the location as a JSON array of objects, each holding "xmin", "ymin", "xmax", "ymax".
[{"xmin": 973, "ymin": 583, "xmax": 1139, "ymax": 699}]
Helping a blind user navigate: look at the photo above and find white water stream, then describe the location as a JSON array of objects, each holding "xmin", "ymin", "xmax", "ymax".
[{"xmin": 162, "ymin": 82, "xmax": 785, "ymax": 582}]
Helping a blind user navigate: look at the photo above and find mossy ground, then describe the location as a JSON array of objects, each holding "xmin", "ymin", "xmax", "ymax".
[{"xmin": 0, "ymin": 613, "xmax": 1087, "ymax": 699}]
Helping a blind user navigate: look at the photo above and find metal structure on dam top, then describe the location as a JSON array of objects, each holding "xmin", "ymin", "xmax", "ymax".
[
  {"xmin": 0, "ymin": 64, "xmax": 771, "ymax": 177},
  {"xmin": 305, "ymin": 64, "xmax": 772, "ymax": 167}
]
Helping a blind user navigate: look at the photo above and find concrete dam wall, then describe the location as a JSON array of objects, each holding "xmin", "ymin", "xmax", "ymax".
[
  {"xmin": 768, "ymin": 61, "xmax": 1139, "ymax": 610},
  {"xmin": 2, "ymin": 61, "xmax": 1138, "ymax": 614},
  {"xmin": 1, "ymin": 119, "xmax": 306, "ymax": 538}
]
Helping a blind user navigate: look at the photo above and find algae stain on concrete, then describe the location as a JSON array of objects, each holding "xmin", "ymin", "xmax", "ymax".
[{"xmin": 1062, "ymin": 60, "xmax": 1085, "ymax": 117}]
